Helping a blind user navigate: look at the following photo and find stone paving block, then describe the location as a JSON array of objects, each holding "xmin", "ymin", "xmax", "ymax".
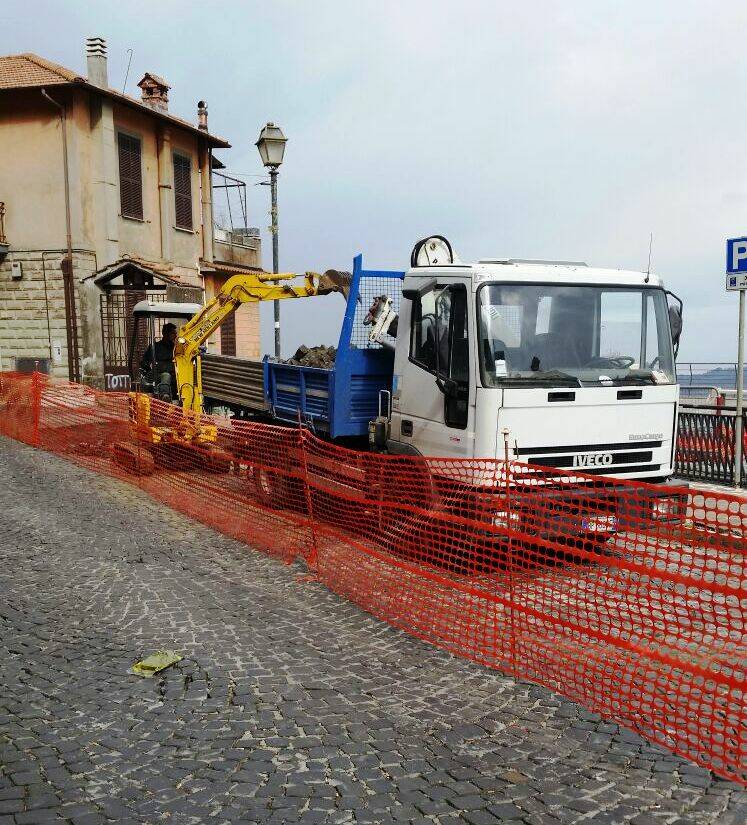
[
  {"xmin": 487, "ymin": 802, "xmax": 524, "ymax": 820},
  {"xmin": 462, "ymin": 811, "xmax": 500, "ymax": 825},
  {"xmin": 13, "ymin": 810, "xmax": 61, "ymax": 824},
  {"xmin": 0, "ymin": 801, "xmax": 24, "ymax": 816}
]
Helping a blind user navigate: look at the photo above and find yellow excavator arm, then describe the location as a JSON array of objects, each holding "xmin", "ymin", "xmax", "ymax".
[{"xmin": 173, "ymin": 269, "xmax": 349, "ymax": 416}]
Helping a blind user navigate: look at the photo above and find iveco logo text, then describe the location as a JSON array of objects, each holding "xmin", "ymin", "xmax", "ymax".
[{"xmin": 575, "ymin": 453, "xmax": 613, "ymax": 467}]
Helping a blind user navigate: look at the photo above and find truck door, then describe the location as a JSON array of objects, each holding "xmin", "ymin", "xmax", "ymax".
[{"xmin": 394, "ymin": 280, "xmax": 474, "ymax": 458}]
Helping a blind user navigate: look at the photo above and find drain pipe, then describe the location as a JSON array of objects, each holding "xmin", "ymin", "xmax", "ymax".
[
  {"xmin": 41, "ymin": 88, "xmax": 80, "ymax": 382},
  {"xmin": 40, "ymin": 253, "xmax": 54, "ymax": 360}
]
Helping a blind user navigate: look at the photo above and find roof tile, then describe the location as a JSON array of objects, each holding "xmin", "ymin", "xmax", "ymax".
[{"xmin": 0, "ymin": 53, "xmax": 81, "ymax": 89}]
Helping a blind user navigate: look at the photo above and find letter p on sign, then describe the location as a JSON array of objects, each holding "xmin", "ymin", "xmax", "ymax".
[
  {"xmin": 733, "ymin": 242, "xmax": 747, "ymax": 271},
  {"xmin": 727, "ymin": 237, "xmax": 747, "ymax": 273}
]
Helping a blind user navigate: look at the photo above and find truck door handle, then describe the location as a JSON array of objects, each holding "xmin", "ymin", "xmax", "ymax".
[{"xmin": 401, "ymin": 419, "xmax": 413, "ymax": 436}]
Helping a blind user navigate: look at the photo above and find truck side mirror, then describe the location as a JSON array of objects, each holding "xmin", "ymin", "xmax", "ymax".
[
  {"xmin": 665, "ymin": 290, "xmax": 683, "ymax": 358},
  {"xmin": 668, "ymin": 305, "xmax": 682, "ymax": 345}
]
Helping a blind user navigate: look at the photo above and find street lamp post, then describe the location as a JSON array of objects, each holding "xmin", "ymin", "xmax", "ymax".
[{"xmin": 256, "ymin": 122, "xmax": 287, "ymax": 358}]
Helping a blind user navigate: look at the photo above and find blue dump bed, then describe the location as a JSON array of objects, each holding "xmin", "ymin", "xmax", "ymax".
[{"xmin": 264, "ymin": 255, "xmax": 404, "ymax": 439}]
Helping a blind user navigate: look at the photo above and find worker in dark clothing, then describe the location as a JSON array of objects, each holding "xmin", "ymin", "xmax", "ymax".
[{"xmin": 140, "ymin": 322, "xmax": 178, "ymax": 400}]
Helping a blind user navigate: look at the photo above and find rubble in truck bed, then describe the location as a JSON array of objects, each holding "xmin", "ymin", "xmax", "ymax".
[{"xmin": 283, "ymin": 345, "xmax": 337, "ymax": 369}]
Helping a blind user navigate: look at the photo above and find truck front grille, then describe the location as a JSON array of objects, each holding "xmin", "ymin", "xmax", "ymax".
[{"xmin": 516, "ymin": 440, "xmax": 663, "ymax": 475}]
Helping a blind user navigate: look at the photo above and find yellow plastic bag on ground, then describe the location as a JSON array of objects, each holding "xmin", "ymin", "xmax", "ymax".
[{"xmin": 131, "ymin": 650, "xmax": 182, "ymax": 677}]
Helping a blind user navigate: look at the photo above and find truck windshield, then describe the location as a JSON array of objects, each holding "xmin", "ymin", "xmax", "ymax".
[{"xmin": 477, "ymin": 284, "xmax": 675, "ymax": 387}]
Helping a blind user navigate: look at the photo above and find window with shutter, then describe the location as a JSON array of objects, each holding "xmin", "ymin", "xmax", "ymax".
[
  {"xmin": 117, "ymin": 133, "xmax": 143, "ymax": 220},
  {"xmin": 173, "ymin": 153, "xmax": 193, "ymax": 230},
  {"xmin": 220, "ymin": 311, "xmax": 237, "ymax": 356}
]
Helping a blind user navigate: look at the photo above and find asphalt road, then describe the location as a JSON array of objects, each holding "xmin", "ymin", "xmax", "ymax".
[{"xmin": 0, "ymin": 436, "xmax": 744, "ymax": 825}]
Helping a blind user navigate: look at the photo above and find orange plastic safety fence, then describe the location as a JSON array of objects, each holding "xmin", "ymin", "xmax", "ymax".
[{"xmin": 1, "ymin": 372, "xmax": 744, "ymax": 785}]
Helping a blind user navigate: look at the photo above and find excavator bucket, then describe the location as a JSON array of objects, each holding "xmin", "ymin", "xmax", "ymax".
[{"xmin": 316, "ymin": 269, "xmax": 354, "ymax": 301}]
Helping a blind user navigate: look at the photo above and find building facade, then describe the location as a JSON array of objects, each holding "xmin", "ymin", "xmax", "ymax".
[{"xmin": 0, "ymin": 39, "xmax": 261, "ymax": 386}]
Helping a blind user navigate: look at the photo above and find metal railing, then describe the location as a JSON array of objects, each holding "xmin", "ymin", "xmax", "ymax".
[
  {"xmin": 211, "ymin": 171, "xmax": 260, "ymax": 242},
  {"xmin": 212, "ymin": 171, "xmax": 248, "ymax": 231},
  {"xmin": 677, "ymin": 362, "xmax": 744, "ymax": 389},
  {"xmin": 675, "ymin": 403, "xmax": 747, "ymax": 486},
  {"xmin": 0, "ymin": 202, "xmax": 6, "ymax": 244}
]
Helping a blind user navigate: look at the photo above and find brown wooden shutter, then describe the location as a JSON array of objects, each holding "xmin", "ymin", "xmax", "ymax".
[
  {"xmin": 173, "ymin": 153, "xmax": 193, "ymax": 230},
  {"xmin": 220, "ymin": 311, "xmax": 236, "ymax": 356},
  {"xmin": 118, "ymin": 133, "xmax": 143, "ymax": 219}
]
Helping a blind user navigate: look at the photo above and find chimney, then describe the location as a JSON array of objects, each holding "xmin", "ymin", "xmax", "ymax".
[
  {"xmin": 197, "ymin": 100, "xmax": 208, "ymax": 131},
  {"xmin": 137, "ymin": 73, "xmax": 170, "ymax": 112},
  {"xmin": 86, "ymin": 37, "xmax": 108, "ymax": 88}
]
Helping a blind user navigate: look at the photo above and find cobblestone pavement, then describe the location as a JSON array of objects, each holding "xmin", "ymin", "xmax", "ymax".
[{"xmin": 1, "ymin": 436, "xmax": 744, "ymax": 825}]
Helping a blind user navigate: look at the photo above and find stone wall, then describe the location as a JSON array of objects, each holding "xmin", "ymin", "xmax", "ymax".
[{"xmin": 0, "ymin": 250, "xmax": 96, "ymax": 378}]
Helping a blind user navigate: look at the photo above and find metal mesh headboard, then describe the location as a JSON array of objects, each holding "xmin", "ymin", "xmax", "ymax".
[{"xmin": 349, "ymin": 273, "xmax": 403, "ymax": 350}]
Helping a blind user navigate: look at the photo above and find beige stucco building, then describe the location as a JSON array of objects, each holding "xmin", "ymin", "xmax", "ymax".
[{"xmin": 0, "ymin": 39, "xmax": 262, "ymax": 386}]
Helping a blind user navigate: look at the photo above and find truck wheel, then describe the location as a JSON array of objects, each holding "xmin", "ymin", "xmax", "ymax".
[{"xmin": 250, "ymin": 465, "xmax": 287, "ymax": 509}]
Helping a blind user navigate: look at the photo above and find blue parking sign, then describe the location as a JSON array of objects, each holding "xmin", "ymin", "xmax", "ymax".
[{"xmin": 727, "ymin": 237, "xmax": 747, "ymax": 273}]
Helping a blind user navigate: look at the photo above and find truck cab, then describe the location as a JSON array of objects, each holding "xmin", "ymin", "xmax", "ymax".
[{"xmin": 388, "ymin": 256, "xmax": 682, "ymax": 484}]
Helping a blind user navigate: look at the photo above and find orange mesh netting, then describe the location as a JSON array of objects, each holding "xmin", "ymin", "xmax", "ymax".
[{"xmin": 1, "ymin": 372, "xmax": 744, "ymax": 785}]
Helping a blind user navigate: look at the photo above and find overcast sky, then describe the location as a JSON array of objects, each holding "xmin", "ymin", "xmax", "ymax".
[{"xmin": 5, "ymin": 0, "xmax": 746, "ymax": 363}]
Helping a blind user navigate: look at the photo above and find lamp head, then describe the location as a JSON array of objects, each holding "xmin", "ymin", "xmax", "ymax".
[{"xmin": 256, "ymin": 122, "xmax": 287, "ymax": 168}]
